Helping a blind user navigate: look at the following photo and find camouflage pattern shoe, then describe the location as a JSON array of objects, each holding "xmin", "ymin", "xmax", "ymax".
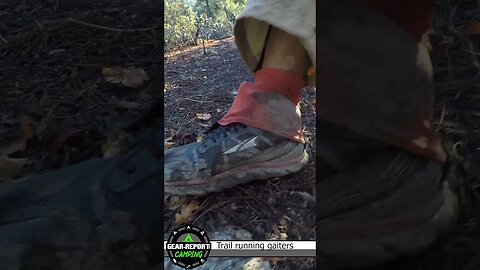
[
  {"xmin": 313, "ymin": 120, "xmax": 459, "ymax": 269},
  {"xmin": 164, "ymin": 123, "xmax": 309, "ymax": 195}
]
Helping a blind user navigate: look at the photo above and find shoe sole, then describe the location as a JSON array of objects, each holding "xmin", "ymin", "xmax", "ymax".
[{"xmin": 164, "ymin": 150, "xmax": 309, "ymax": 196}]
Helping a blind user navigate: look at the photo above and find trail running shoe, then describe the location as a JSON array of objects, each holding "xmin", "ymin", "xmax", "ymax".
[
  {"xmin": 164, "ymin": 123, "xmax": 309, "ymax": 195},
  {"xmin": 313, "ymin": 120, "xmax": 459, "ymax": 269},
  {"xmin": 0, "ymin": 130, "xmax": 166, "ymax": 269}
]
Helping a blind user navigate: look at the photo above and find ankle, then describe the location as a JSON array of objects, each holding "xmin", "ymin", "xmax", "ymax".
[{"xmin": 254, "ymin": 68, "xmax": 304, "ymax": 104}]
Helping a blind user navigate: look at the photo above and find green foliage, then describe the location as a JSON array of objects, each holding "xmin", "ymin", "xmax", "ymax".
[
  {"xmin": 164, "ymin": 0, "xmax": 246, "ymax": 50},
  {"xmin": 164, "ymin": 0, "xmax": 197, "ymax": 51}
]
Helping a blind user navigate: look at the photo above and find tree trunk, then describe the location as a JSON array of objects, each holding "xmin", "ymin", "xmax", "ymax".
[
  {"xmin": 203, "ymin": 39, "xmax": 207, "ymax": 55},
  {"xmin": 205, "ymin": 0, "xmax": 213, "ymax": 18},
  {"xmin": 194, "ymin": 25, "xmax": 201, "ymax": 44}
]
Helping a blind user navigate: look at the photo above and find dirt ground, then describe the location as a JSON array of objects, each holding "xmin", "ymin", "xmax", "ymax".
[
  {"xmin": 0, "ymin": 0, "xmax": 162, "ymax": 176},
  {"xmin": 0, "ymin": 0, "xmax": 479, "ymax": 270}
]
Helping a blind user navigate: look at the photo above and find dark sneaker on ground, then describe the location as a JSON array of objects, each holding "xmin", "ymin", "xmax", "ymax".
[
  {"xmin": 164, "ymin": 123, "xmax": 309, "ymax": 195},
  {"xmin": 313, "ymin": 120, "xmax": 459, "ymax": 269}
]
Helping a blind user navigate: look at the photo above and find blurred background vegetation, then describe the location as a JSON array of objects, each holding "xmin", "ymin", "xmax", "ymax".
[{"xmin": 164, "ymin": 0, "xmax": 247, "ymax": 51}]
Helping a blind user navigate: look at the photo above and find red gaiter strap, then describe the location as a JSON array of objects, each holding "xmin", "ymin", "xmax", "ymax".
[{"xmin": 218, "ymin": 68, "xmax": 305, "ymax": 143}]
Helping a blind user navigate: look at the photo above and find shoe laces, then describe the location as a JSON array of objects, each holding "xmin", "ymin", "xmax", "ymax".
[{"xmin": 202, "ymin": 123, "xmax": 246, "ymax": 146}]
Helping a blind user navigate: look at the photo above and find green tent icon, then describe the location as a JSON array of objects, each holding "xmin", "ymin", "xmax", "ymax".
[{"xmin": 183, "ymin": 233, "xmax": 195, "ymax": 242}]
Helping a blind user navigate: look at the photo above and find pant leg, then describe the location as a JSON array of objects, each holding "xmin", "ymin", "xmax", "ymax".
[
  {"xmin": 233, "ymin": 0, "xmax": 316, "ymax": 86},
  {"xmin": 233, "ymin": 0, "xmax": 432, "ymax": 84}
]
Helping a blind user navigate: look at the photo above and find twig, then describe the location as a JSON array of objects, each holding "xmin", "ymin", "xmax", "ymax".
[
  {"xmin": 0, "ymin": 34, "xmax": 7, "ymax": 44},
  {"xmin": 466, "ymin": 40, "xmax": 480, "ymax": 70},
  {"xmin": 66, "ymin": 17, "xmax": 157, "ymax": 33},
  {"xmin": 192, "ymin": 200, "xmax": 230, "ymax": 223},
  {"xmin": 438, "ymin": 105, "xmax": 447, "ymax": 128},
  {"xmin": 184, "ymin": 97, "xmax": 213, "ymax": 103}
]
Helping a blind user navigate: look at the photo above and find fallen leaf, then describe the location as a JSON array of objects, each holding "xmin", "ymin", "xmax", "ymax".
[
  {"xmin": 20, "ymin": 115, "xmax": 35, "ymax": 140},
  {"xmin": 174, "ymin": 200, "xmax": 200, "ymax": 225},
  {"xmin": 164, "ymin": 141, "xmax": 174, "ymax": 150},
  {"xmin": 0, "ymin": 156, "xmax": 27, "ymax": 180},
  {"xmin": 1, "ymin": 115, "xmax": 35, "ymax": 156},
  {"xmin": 165, "ymin": 129, "xmax": 176, "ymax": 141},
  {"xmin": 177, "ymin": 132, "xmax": 197, "ymax": 145},
  {"xmin": 102, "ymin": 66, "xmax": 149, "ymax": 88},
  {"xmin": 164, "ymin": 129, "xmax": 176, "ymax": 150},
  {"xmin": 1, "ymin": 140, "xmax": 27, "ymax": 157},
  {"xmin": 47, "ymin": 128, "xmax": 88, "ymax": 152},
  {"xmin": 196, "ymin": 113, "xmax": 211, "ymax": 121},
  {"xmin": 165, "ymin": 195, "xmax": 187, "ymax": 210},
  {"xmin": 467, "ymin": 21, "xmax": 480, "ymax": 36},
  {"xmin": 269, "ymin": 257, "xmax": 286, "ymax": 266},
  {"xmin": 196, "ymin": 134, "xmax": 206, "ymax": 142},
  {"xmin": 102, "ymin": 132, "xmax": 129, "ymax": 158}
]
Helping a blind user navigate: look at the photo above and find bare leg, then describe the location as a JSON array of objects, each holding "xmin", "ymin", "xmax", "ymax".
[{"xmin": 261, "ymin": 27, "xmax": 311, "ymax": 77}]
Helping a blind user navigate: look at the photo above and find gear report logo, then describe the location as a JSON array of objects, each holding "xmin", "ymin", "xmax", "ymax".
[{"xmin": 166, "ymin": 224, "xmax": 211, "ymax": 269}]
